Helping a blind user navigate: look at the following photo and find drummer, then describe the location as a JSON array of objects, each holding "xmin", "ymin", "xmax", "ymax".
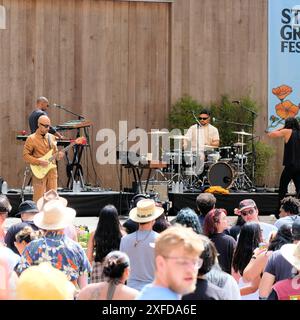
[
  {"xmin": 183, "ymin": 109, "xmax": 220, "ymax": 174},
  {"xmin": 183, "ymin": 109, "xmax": 220, "ymax": 150}
]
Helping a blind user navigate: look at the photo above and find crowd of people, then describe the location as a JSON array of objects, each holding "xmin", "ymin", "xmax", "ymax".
[
  {"xmin": 1, "ymin": 99, "xmax": 300, "ymax": 300},
  {"xmin": 1, "ymin": 189, "xmax": 300, "ymax": 300}
]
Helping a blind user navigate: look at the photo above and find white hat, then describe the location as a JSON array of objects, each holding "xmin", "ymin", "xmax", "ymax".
[
  {"xmin": 34, "ymin": 200, "xmax": 76, "ymax": 230},
  {"xmin": 129, "ymin": 199, "xmax": 164, "ymax": 223},
  {"xmin": 37, "ymin": 189, "xmax": 68, "ymax": 211},
  {"xmin": 280, "ymin": 242, "xmax": 300, "ymax": 271}
]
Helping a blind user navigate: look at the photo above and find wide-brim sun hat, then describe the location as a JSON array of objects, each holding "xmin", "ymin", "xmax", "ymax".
[
  {"xmin": 129, "ymin": 199, "xmax": 164, "ymax": 223},
  {"xmin": 37, "ymin": 189, "xmax": 68, "ymax": 211},
  {"xmin": 16, "ymin": 262, "xmax": 76, "ymax": 300},
  {"xmin": 34, "ymin": 199, "xmax": 76, "ymax": 230},
  {"xmin": 280, "ymin": 242, "xmax": 300, "ymax": 271}
]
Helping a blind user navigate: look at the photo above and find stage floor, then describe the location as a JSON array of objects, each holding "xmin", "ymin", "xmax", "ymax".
[{"xmin": 6, "ymin": 189, "xmax": 280, "ymax": 217}]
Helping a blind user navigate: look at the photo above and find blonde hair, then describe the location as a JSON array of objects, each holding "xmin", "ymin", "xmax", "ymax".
[
  {"xmin": 155, "ymin": 224, "xmax": 203, "ymax": 258},
  {"xmin": 15, "ymin": 226, "xmax": 40, "ymax": 244}
]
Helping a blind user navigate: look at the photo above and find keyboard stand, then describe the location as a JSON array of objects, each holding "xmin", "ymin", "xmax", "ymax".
[{"xmin": 66, "ymin": 144, "xmax": 86, "ymax": 190}]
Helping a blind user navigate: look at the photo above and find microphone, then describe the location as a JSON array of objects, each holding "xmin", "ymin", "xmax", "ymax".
[
  {"xmin": 52, "ymin": 103, "xmax": 62, "ymax": 108},
  {"xmin": 232, "ymin": 100, "xmax": 240, "ymax": 104}
]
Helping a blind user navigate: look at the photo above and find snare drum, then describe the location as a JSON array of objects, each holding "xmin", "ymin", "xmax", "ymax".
[{"xmin": 207, "ymin": 152, "xmax": 220, "ymax": 163}]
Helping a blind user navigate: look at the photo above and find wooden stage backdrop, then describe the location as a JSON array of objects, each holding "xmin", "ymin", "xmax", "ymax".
[{"xmin": 0, "ymin": 0, "xmax": 282, "ymax": 191}]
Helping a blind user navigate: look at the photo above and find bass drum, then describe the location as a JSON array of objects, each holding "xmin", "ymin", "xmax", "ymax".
[{"xmin": 208, "ymin": 162, "xmax": 235, "ymax": 189}]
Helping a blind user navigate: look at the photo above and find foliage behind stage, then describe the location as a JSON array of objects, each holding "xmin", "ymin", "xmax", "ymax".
[{"xmin": 168, "ymin": 95, "xmax": 275, "ymax": 186}]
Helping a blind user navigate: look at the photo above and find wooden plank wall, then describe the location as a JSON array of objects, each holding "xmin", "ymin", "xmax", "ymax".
[
  {"xmin": 0, "ymin": 0, "xmax": 170, "ymax": 190},
  {"xmin": 171, "ymin": 0, "xmax": 280, "ymax": 187},
  {"xmin": 0, "ymin": 0, "xmax": 281, "ymax": 190}
]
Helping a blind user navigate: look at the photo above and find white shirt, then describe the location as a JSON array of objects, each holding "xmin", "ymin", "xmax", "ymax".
[{"xmin": 184, "ymin": 123, "xmax": 219, "ymax": 152}]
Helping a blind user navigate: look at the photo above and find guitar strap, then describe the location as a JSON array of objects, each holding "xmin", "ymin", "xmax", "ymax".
[{"xmin": 47, "ymin": 133, "xmax": 54, "ymax": 150}]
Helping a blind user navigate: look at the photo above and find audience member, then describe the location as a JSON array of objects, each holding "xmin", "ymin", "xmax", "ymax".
[
  {"xmin": 203, "ymin": 208, "xmax": 236, "ymax": 274},
  {"xmin": 0, "ymin": 195, "xmax": 12, "ymax": 244},
  {"xmin": 0, "ymin": 244, "xmax": 19, "ymax": 299},
  {"xmin": 196, "ymin": 193, "xmax": 216, "ymax": 226},
  {"xmin": 123, "ymin": 194, "xmax": 170, "ymax": 234},
  {"xmin": 174, "ymin": 207, "xmax": 202, "ymax": 234},
  {"xmin": 232, "ymin": 222, "xmax": 262, "ymax": 299},
  {"xmin": 136, "ymin": 225, "xmax": 204, "ymax": 300},
  {"xmin": 87, "ymin": 205, "xmax": 124, "ymax": 283},
  {"xmin": 226, "ymin": 215, "xmax": 245, "ymax": 241},
  {"xmin": 16, "ymin": 262, "xmax": 76, "ymax": 300},
  {"xmin": 77, "ymin": 251, "xmax": 139, "ymax": 300},
  {"xmin": 183, "ymin": 236, "xmax": 230, "ymax": 300},
  {"xmin": 14, "ymin": 225, "xmax": 40, "ymax": 255},
  {"xmin": 233, "ymin": 199, "xmax": 277, "ymax": 242},
  {"xmin": 37, "ymin": 189, "xmax": 78, "ymax": 241},
  {"xmin": 205, "ymin": 264, "xmax": 241, "ymax": 300},
  {"xmin": 259, "ymin": 220, "xmax": 300, "ymax": 299},
  {"xmin": 16, "ymin": 200, "xmax": 91, "ymax": 289},
  {"xmin": 275, "ymin": 196, "xmax": 300, "ymax": 229},
  {"xmin": 120, "ymin": 199, "xmax": 163, "ymax": 291},
  {"xmin": 268, "ymin": 241, "xmax": 300, "ymax": 300},
  {"xmin": 5, "ymin": 200, "xmax": 39, "ymax": 254},
  {"xmin": 243, "ymin": 224, "xmax": 293, "ymax": 284}
]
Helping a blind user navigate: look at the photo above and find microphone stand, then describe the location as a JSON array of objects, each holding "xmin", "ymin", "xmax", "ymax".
[
  {"xmin": 53, "ymin": 104, "xmax": 85, "ymax": 120},
  {"xmin": 241, "ymin": 105, "xmax": 257, "ymax": 186},
  {"xmin": 192, "ymin": 111, "xmax": 202, "ymax": 127}
]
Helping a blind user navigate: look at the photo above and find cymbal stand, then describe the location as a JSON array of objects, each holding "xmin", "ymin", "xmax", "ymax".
[
  {"xmin": 170, "ymin": 149, "xmax": 184, "ymax": 183},
  {"xmin": 233, "ymin": 133, "xmax": 253, "ymax": 190}
]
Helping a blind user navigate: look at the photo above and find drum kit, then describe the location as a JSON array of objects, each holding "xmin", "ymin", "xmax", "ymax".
[{"xmin": 151, "ymin": 130, "xmax": 254, "ymax": 191}]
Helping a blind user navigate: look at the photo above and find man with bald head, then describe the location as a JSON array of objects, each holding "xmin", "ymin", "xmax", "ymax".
[
  {"xmin": 23, "ymin": 115, "xmax": 64, "ymax": 201},
  {"xmin": 28, "ymin": 96, "xmax": 62, "ymax": 139}
]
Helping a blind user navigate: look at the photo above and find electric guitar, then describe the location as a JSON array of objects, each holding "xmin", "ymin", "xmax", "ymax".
[{"xmin": 30, "ymin": 136, "xmax": 87, "ymax": 179}]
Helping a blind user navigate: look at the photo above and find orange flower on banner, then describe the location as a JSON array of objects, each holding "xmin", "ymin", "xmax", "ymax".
[
  {"xmin": 275, "ymin": 100, "xmax": 299, "ymax": 119},
  {"xmin": 272, "ymin": 85, "xmax": 293, "ymax": 101}
]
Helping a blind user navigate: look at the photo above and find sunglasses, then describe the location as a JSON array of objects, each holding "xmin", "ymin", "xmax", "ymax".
[
  {"xmin": 199, "ymin": 117, "xmax": 209, "ymax": 120},
  {"xmin": 241, "ymin": 208, "xmax": 255, "ymax": 216},
  {"xmin": 39, "ymin": 123, "xmax": 50, "ymax": 128}
]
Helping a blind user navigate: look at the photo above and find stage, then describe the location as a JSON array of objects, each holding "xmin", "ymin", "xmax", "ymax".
[{"xmin": 5, "ymin": 189, "xmax": 280, "ymax": 217}]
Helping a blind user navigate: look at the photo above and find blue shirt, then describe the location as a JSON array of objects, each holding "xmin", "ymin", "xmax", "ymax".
[
  {"xmin": 16, "ymin": 231, "xmax": 91, "ymax": 282},
  {"xmin": 136, "ymin": 284, "xmax": 181, "ymax": 300}
]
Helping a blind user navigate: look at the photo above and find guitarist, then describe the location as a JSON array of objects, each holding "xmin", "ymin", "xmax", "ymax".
[
  {"xmin": 266, "ymin": 117, "xmax": 300, "ymax": 217},
  {"xmin": 23, "ymin": 115, "xmax": 64, "ymax": 202}
]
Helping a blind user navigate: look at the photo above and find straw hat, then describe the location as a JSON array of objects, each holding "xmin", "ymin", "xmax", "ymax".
[
  {"xmin": 37, "ymin": 189, "xmax": 68, "ymax": 211},
  {"xmin": 16, "ymin": 262, "xmax": 76, "ymax": 300},
  {"xmin": 280, "ymin": 242, "xmax": 300, "ymax": 271},
  {"xmin": 33, "ymin": 200, "xmax": 76, "ymax": 230},
  {"xmin": 129, "ymin": 199, "xmax": 164, "ymax": 223}
]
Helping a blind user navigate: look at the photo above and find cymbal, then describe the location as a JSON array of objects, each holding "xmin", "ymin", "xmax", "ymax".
[
  {"xmin": 232, "ymin": 130, "xmax": 252, "ymax": 136},
  {"xmin": 147, "ymin": 130, "xmax": 169, "ymax": 135},
  {"xmin": 233, "ymin": 142, "xmax": 246, "ymax": 147},
  {"xmin": 171, "ymin": 135, "xmax": 187, "ymax": 140}
]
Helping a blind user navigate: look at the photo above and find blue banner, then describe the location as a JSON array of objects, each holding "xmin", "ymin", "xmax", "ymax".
[{"xmin": 268, "ymin": 0, "xmax": 300, "ymax": 130}]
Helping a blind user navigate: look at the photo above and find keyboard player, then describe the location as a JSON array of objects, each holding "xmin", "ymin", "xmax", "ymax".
[{"xmin": 28, "ymin": 96, "xmax": 63, "ymax": 139}]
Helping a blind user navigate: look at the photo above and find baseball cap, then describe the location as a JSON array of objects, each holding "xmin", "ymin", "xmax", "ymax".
[
  {"xmin": 238, "ymin": 199, "xmax": 257, "ymax": 211},
  {"xmin": 16, "ymin": 200, "xmax": 39, "ymax": 217}
]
